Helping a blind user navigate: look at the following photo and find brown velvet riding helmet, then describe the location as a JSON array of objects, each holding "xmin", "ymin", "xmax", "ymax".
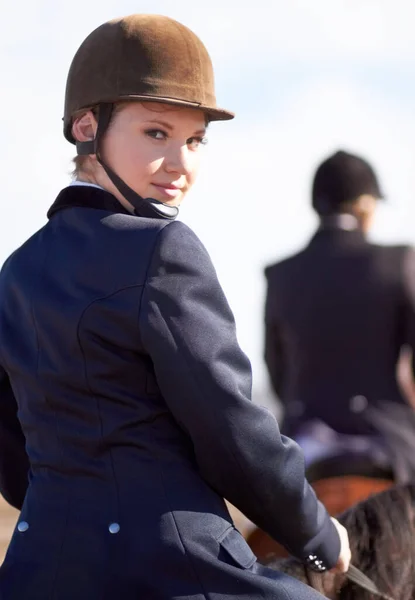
[{"xmin": 63, "ymin": 13, "xmax": 234, "ymax": 144}]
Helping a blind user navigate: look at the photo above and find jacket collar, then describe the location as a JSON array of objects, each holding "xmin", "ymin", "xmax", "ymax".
[
  {"xmin": 309, "ymin": 214, "xmax": 367, "ymax": 248},
  {"xmin": 47, "ymin": 185, "xmax": 132, "ymax": 220},
  {"xmin": 318, "ymin": 213, "xmax": 360, "ymax": 231}
]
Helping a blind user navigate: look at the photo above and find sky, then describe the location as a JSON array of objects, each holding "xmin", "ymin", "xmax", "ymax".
[{"xmin": 2, "ymin": 0, "xmax": 415, "ymax": 409}]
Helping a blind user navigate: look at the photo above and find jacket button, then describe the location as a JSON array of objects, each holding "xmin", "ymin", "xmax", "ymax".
[
  {"xmin": 17, "ymin": 521, "xmax": 29, "ymax": 533},
  {"xmin": 305, "ymin": 554, "xmax": 327, "ymax": 572},
  {"xmin": 349, "ymin": 395, "xmax": 368, "ymax": 413},
  {"xmin": 109, "ymin": 522, "xmax": 120, "ymax": 534}
]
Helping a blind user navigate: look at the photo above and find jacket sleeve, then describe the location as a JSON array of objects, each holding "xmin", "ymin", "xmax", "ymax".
[
  {"xmin": 139, "ymin": 221, "xmax": 340, "ymax": 568},
  {"xmin": 264, "ymin": 269, "xmax": 286, "ymax": 401},
  {"xmin": 0, "ymin": 363, "xmax": 29, "ymax": 509}
]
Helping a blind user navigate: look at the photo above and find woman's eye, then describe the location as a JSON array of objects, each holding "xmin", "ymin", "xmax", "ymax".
[
  {"xmin": 145, "ymin": 129, "xmax": 167, "ymax": 140},
  {"xmin": 187, "ymin": 136, "xmax": 208, "ymax": 150}
]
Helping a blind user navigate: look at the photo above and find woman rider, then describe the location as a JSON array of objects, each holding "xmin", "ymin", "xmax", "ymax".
[{"xmin": 0, "ymin": 13, "xmax": 349, "ymax": 599}]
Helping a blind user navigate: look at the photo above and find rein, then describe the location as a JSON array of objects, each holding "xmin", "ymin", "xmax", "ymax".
[{"xmin": 305, "ymin": 564, "xmax": 395, "ymax": 600}]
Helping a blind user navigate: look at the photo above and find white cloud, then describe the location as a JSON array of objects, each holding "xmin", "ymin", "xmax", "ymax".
[{"xmin": 3, "ymin": 0, "xmax": 415, "ymax": 68}]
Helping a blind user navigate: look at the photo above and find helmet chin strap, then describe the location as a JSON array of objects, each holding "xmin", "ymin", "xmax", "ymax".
[
  {"xmin": 98, "ymin": 160, "xmax": 179, "ymax": 220},
  {"xmin": 75, "ymin": 103, "xmax": 178, "ymax": 220}
]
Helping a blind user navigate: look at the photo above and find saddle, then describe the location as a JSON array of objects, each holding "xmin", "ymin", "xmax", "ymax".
[
  {"xmin": 306, "ymin": 453, "xmax": 394, "ymax": 517},
  {"xmin": 306, "ymin": 452, "xmax": 394, "ymax": 483}
]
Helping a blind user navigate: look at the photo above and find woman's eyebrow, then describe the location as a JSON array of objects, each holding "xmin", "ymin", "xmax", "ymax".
[
  {"xmin": 144, "ymin": 119, "xmax": 174, "ymax": 131},
  {"xmin": 144, "ymin": 119, "xmax": 206, "ymax": 136}
]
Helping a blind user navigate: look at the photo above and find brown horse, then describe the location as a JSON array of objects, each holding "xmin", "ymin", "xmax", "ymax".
[
  {"xmin": 247, "ymin": 454, "xmax": 394, "ymax": 562},
  {"xmin": 265, "ymin": 483, "xmax": 415, "ymax": 600}
]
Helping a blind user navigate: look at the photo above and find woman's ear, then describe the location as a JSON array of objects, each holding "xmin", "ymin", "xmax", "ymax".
[{"xmin": 71, "ymin": 110, "xmax": 98, "ymax": 143}]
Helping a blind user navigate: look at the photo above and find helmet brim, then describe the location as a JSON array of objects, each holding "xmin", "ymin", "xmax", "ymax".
[{"xmin": 117, "ymin": 94, "xmax": 234, "ymax": 121}]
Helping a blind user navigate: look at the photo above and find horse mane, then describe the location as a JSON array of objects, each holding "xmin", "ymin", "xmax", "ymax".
[{"xmin": 266, "ymin": 483, "xmax": 415, "ymax": 599}]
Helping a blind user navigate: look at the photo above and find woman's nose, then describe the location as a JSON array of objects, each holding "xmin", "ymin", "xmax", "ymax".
[{"xmin": 164, "ymin": 144, "xmax": 192, "ymax": 176}]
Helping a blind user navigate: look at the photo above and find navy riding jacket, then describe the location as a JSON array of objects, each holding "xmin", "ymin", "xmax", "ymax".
[{"xmin": 0, "ymin": 185, "xmax": 339, "ymax": 599}]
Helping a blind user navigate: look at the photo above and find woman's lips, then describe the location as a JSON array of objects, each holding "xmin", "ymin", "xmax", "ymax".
[{"xmin": 151, "ymin": 183, "xmax": 182, "ymax": 199}]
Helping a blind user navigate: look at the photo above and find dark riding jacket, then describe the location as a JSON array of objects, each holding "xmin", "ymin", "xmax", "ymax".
[
  {"xmin": 0, "ymin": 185, "xmax": 339, "ymax": 599},
  {"xmin": 265, "ymin": 219, "xmax": 415, "ymax": 443}
]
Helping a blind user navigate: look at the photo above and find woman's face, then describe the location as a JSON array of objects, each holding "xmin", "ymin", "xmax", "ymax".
[{"xmin": 99, "ymin": 102, "xmax": 207, "ymax": 207}]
